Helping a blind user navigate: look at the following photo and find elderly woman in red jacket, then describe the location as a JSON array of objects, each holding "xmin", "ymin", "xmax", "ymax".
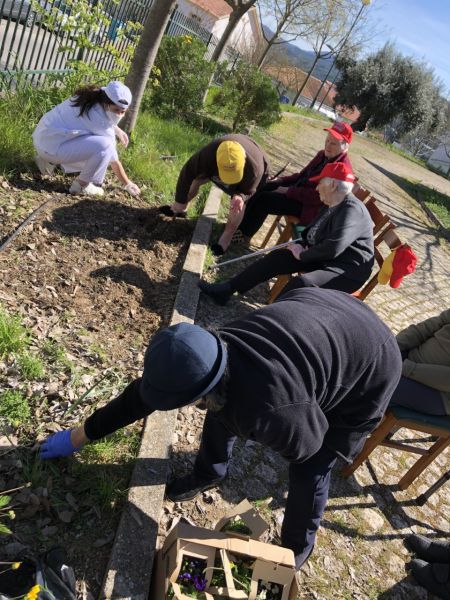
[{"xmin": 215, "ymin": 122, "xmax": 354, "ymax": 255}]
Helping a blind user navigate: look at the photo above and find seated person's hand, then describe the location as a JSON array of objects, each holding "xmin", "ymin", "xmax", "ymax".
[
  {"xmin": 230, "ymin": 195, "xmax": 245, "ymax": 213},
  {"xmin": 287, "ymin": 243, "xmax": 305, "ymax": 260},
  {"xmin": 40, "ymin": 430, "xmax": 81, "ymax": 460}
]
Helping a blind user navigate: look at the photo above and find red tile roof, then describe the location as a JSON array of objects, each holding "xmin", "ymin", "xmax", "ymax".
[
  {"xmin": 263, "ymin": 64, "xmax": 360, "ymax": 122},
  {"xmin": 188, "ymin": 0, "xmax": 232, "ymax": 18}
]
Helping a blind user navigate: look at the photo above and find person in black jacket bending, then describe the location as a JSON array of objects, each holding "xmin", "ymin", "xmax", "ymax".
[
  {"xmin": 199, "ymin": 162, "xmax": 374, "ymax": 305},
  {"xmin": 39, "ymin": 288, "xmax": 401, "ymax": 570}
]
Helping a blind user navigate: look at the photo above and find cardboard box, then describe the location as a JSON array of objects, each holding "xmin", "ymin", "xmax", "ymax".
[
  {"xmin": 151, "ymin": 518, "xmax": 298, "ymax": 600},
  {"xmin": 215, "ymin": 500, "xmax": 269, "ymax": 541}
]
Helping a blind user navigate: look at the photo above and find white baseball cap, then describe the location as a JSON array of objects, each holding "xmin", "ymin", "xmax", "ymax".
[{"xmin": 101, "ymin": 81, "xmax": 132, "ymax": 109}]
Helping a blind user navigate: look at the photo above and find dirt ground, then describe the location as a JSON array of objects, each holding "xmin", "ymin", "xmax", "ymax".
[
  {"xmin": 0, "ymin": 173, "xmax": 194, "ymax": 597},
  {"xmin": 164, "ymin": 117, "xmax": 450, "ymax": 600}
]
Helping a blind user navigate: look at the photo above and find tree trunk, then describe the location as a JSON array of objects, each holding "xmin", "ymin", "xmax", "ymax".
[
  {"xmin": 210, "ymin": 8, "xmax": 246, "ymax": 63},
  {"xmin": 256, "ymin": 40, "xmax": 272, "ymax": 69},
  {"xmin": 310, "ymin": 60, "xmax": 334, "ymax": 108},
  {"xmin": 256, "ymin": 14, "xmax": 287, "ymax": 70},
  {"xmin": 292, "ymin": 55, "xmax": 319, "ymax": 105},
  {"xmin": 352, "ymin": 113, "xmax": 369, "ymax": 132},
  {"xmin": 121, "ymin": 0, "xmax": 177, "ymax": 133}
]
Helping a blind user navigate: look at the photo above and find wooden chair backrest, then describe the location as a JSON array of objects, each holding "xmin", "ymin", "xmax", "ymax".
[
  {"xmin": 353, "ymin": 224, "xmax": 403, "ymax": 301},
  {"xmin": 364, "ymin": 196, "xmax": 391, "ymax": 235}
]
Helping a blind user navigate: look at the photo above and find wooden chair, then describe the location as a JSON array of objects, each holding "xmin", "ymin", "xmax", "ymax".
[{"xmin": 341, "ymin": 407, "xmax": 450, "ymax": 490}]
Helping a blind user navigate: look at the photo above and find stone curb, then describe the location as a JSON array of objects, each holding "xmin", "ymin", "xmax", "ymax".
[{"xmin": 100, "ymin": 185, "xmax": 223, "ymax": 600}]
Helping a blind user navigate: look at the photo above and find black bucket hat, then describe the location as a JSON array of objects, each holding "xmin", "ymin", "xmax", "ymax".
[{"xmin": 140, "ymin": 323, "xmax": 227, "ymax": 410}]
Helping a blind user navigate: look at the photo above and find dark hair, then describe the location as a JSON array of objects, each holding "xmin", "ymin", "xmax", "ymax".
[{"xmin": 70, "ymin": 85, "xmax": 114, "ymax": 117}]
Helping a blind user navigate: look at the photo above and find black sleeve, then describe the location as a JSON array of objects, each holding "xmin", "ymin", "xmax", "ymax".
[
  {"xmin": 84, "ymin": 378, "xmax": 153, "ymax": 440},
  {"xmin": 299, "ymin": 204, "xmax": 365, "ymax": 265}
]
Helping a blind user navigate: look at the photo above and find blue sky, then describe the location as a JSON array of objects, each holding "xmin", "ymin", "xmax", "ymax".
[
  {"xmin": 371, "ymin": 0, "xmax": 450, "ymax": 94},
  {"xmin": 264, "ymin": 0, "xmax": 450, "ymax": 95}
]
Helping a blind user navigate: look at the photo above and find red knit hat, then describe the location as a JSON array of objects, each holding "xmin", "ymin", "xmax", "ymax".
[
  {"xmin": 309, "ymin": 162, "xmax": 356, "ymax": 183},
  {"xmin": 324, "ymin": 122, "xmax": 353, "ymax": 144},
  {"xmin": 390, "ymin": 244, "xmax": 417, "ymax": 288}
]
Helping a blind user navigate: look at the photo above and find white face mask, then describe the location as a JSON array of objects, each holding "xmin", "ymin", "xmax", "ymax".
[{"xmin": 106, "ymin": 110, "xmax": 123, "ymax": 125}]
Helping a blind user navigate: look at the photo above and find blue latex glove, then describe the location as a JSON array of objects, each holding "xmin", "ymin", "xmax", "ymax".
[{"xmin": 40, "ymin": 430, "xmax": 81, "ymax": 460}]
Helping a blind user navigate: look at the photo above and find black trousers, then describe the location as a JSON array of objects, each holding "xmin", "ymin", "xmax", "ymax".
[
  {"xmin": 194, "ymin": 411, "xmax": 337, "ymax": 568},
  {"xmin": 239, "ymin": 190, "xmax": 303, "ymax": 238},
  {"xmin": 389, "ymin": 376, "xmax": 446, "ymax": 415},
  {"xmin": 228, "ymin": 248, "xmax": 364, "ymax": 295}
]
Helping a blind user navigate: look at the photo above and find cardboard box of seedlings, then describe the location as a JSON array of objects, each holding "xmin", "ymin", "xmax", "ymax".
[{"xmin": 151, "ymin": 500, "xmax": 298, "ymax": 600}]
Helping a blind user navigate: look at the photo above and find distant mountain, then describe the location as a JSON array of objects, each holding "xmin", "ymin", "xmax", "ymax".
[{"xmin": 262, "ymin": 25, "xmax": 339, "ymax": 81}]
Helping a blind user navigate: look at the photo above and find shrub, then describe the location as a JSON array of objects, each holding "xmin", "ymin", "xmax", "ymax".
[
  {"xmin": 211, "ymin": 61, "xmax": 281, "ymax": 131},
  {"xmin": 150, "ymin": 35, "xmax": 214, "ymax": 121}
]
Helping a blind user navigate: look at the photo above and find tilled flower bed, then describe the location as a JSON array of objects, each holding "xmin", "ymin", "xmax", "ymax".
[{"xmin": 0, "ymin": 178, "xmax": 194, "ymax": 597}]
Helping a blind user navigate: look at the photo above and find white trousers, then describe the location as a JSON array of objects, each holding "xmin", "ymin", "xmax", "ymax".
[{"xmin": 37, "ymin": 135, "xmax": 118, "ymax": 184}]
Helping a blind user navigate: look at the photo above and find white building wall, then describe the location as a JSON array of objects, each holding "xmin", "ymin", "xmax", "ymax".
[
  {"xmin": 174, "ymin": 1, "xmax": 261, "ymax": 56},
  {"xmin": 428, "ymin": 143, "xmax": 450, "ymax": 175},
  {"xmin": 175, "ymin": 0, "xmax": 216, "ymax": 30}
]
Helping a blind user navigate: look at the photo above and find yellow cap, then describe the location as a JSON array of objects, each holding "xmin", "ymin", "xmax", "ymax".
[
  {"xmin": 377, "ymin": 249, "xmax": 396, "ymax": 285},
  {"xmin": 216, "ymin": 141, "xmax": 246, "ymax": 185}
]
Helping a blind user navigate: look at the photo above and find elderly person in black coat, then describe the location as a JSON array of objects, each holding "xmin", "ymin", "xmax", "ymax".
[
  {"xmin": 39, "ymin": 288, "xmax": 401, "ymax": 570},
  {"xmin": 198, "ymin": 162, "xmax": 374, "ymax": 304}
]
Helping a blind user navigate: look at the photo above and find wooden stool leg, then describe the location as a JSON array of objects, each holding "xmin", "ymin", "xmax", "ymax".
[
  {"xmin": 268, "ymin": 275, "xmax": 290, "ymax": 304},
  {"xmin": 341, "ymin": 413, "xmax": 397, "ymax": 478},
  {"xmin": 260, "ymin": 216, "xmax": 281, "ymax": 248},
  {"xmin": 398, "ymin": 437, "xmax": 450, "ymax": 490}
]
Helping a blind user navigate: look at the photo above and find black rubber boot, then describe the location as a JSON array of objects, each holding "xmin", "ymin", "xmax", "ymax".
[
  {"xmin": 408, "ymin": 559, "xmax": 450, "ymax": 599},
  {"xmin": 405, "ymin": 534, "xmax": 450, "ymax": 563},
  {"xmin": 198, "ymin": 280, "xmax": 233, "ymax": 305}
]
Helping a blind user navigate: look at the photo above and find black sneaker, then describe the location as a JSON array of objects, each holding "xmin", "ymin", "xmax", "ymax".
[
  {"xmin": 210, "ymin": 243, "xmax": 225, "ymax": 256},
  {"xmin": 405, "ymin": 534, "xmax": 450, "ymax": 563},
  {"xmin": 159, "ymin": 205, "xmax": 187, "ymax": 218},
  {"xmin": 198, "ymin": 280, "xmax": 233, "ymax": 305},
  {"xmin": 166, "ymin": 472, "xmax": 224, "ymax": 502}
]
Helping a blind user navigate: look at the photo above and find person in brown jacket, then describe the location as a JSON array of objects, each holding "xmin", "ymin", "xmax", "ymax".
[
  {"xmin": 159, "ymin": 134, "xmax": 269, "ymax": 220},
  {"xmin": 212, "ymin": 121, "xmax": 355, "ymax": 255},
  {"xmin": 389, "ymin": 308, "xmax": 450, "ymax": 415}
]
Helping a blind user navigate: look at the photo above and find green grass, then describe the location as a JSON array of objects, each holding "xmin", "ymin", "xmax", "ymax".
[
  {"xmin": 281, "ymin": 104, "xmax": 333, "ymax": 122},
  {"xmin": 418, "ymin": 186, "xmax": 450, "ymax": 228},
  {"xmin": 0, "ymin": 389, "xmax": 30, "ymax": 427},
  {"xmin": 386, "ymin": 144, "xmax": 428, "ymax": 168},
  {"xmin": 0, "ymin": 306, "xmax": 30, "ymax": 357},
  {"xmin": 120, "ymin": 112, "xmax": 213, "ymax": 206},
  {"xmin": 17, "ymin": 352, "xmax": 45, "ymax": 380}
]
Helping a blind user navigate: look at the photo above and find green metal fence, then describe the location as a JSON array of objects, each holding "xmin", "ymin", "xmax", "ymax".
[{"xmin": 0, "ymin": 0, "xmax": 240, "ymax": 86}]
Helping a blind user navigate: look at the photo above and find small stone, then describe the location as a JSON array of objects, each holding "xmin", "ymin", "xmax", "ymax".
[{"xmin": 360, "ymin": 508, "xmax": 385, "ymax": 531}]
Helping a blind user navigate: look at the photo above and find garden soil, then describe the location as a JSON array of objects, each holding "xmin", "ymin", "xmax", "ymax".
[{"xmin": 0, "ymin": 174, "xmax": 194, "ymax": 598}]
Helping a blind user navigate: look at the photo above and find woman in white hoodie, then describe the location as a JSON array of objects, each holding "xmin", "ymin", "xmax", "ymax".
[{"xmin": 33, "ymin": 81, "xmax": 140, "ymax": 197}]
